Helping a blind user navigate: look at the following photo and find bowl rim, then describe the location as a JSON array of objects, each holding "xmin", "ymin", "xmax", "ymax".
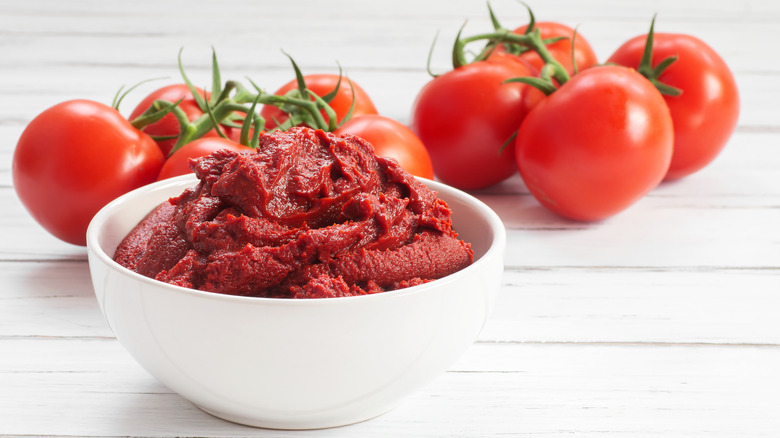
[{"xmin": 86, "ymin": 174, "xmax": 506, "ymax": 306}]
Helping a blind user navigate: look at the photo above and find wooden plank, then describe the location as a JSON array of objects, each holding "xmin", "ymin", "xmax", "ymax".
[
  {"xmin": 481, "ymin": 269, "xmax": 780, "ymax": 344},
  {"xmin": 497, "ymin": 204, "xmax": 780, "ymax": 269},
  {"xmin": 2, "ymin": 338, "xmax": 779, "ymax": 437},
  {"xmin": 0, "ymin": 261, "xmax": 111, "ymax": 338}
]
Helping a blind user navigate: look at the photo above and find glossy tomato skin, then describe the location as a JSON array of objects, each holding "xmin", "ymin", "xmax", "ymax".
[
  {"xmin": 491, "ymin": 22, "xmax": 599, "ymax": 75},
  {"xmin": 260, "ymin": 74, "xmax": 378, "ymax": 130},
  {"xmin": 156, "ymin": 137, "xmax": 254, "ymax": 181},
  {"xmin": 515, "ymin": 66, "xmax": 673, "ymax": 221},
  {"xmin": 334, "ymin": 114, "xmax": 434, "ymax": 179},
  {"xmin": 410, "ymin": 58, "xmax": 543, "ymax": 190},
  {"xmin": 13, "ymin": 100, "xmax": 165, "ymax": 246},
  {"xmin": 129, "ymin": 84, "xmax": 238, "ymax": 157},
  {"xmin": 607, "ymin": 33, "xmax": 739, "ymax": 180}
]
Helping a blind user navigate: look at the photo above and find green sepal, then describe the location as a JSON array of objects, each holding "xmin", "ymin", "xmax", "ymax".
[
  {"xmin": 209, "ymin": 47, "xmax": 222, "ymax": 106},
  {"xmin": 480, "ymin": 1, "xmax": 533, "ymax": 58},
  {"xmin": 307, "ymin": 88, "xmax": 339, "ymax": 131},
  {"xmin": 570, "ymin": 27, "xmax": 579, "ymax": 75},
  {"xmin": 111, "ymin": 76, "xmax": 167, "ymax": 111},
  {"xmin": 177, "ymin": 48, "xmax": 208, "ymax": 112},
  {"xmin": 452, "ymin": 22, "xmax": 470, "ymax": 69},
  {"xmin": 203, "ymin": 89, "xmax": 228, "ymax": 139},
  {"xmin": 241, "ymin": 92, "xmax": 264, "ymax": 148},
  {"xmin": 321, "ymin": 63, "xmax": 344, "ymax": 103},
  {"xmin": 283, "ymin": 50, "xmax": 310, "ymax": 101},
  {"xmin": 336, "ymin": 78, "xmax": 357, "ymax": 128},
  {"xmin": 486, "ymin": 2, "xmax": 506, "ymax": 31},
  {"xmin": 636, "ymin": 14, "xmax": 683, "ymax": 97},
  {"xmin": 425, "ymin": 31, "xmax": 441, "ymax": 78},
  {"xmin": 498, "ymin": 130, "xmax": 518, "ymax": 154}
]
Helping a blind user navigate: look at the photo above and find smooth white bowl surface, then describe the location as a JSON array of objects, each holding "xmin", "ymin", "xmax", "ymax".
[{"xmin": 86, "ymin": 174, "xmax": 505, "ymax": 430}]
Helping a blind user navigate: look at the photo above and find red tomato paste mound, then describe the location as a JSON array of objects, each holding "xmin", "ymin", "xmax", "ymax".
[{"xmin": 114, "ymin": 127, "xmax": 473, "ymax": 299}]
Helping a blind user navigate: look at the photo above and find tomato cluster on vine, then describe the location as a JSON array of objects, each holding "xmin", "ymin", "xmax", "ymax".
[
  {"xmin": 410, "ymin": 6, "xmax": 739, "ymax": 221},
  {"xmin": 12, "ymin": 51, "xmax": 432, "ymax": 246}
]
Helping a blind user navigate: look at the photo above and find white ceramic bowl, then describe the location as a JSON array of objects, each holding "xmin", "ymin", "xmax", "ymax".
[{"xmin": 86, "ymin": 174, "xmax": 505, "ymax": 430}]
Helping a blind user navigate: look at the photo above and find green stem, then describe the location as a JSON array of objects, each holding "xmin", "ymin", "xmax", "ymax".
[
  {"xmin": 243, "ymin": 78, "xmax": 331, "ymax": 131},
  {"xmin": 215, "ymin": 79, "xmax": 239, "ymax": 104},
  {"xmin": 129, "ymin": 98, "xmax": 186, "ymax": 130},
  {"xmin": 169, "ymin": 98, "xmax": 239, "ymax": 154},
  {"xmin": 453, "ymin": 27, "xmax": 508, "ymax": 68},
  {"xmin": 455, "ymin": 28, "xmax": 570, "ymax": 86}
]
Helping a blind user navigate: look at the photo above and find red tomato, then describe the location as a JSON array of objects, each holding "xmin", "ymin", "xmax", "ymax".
[
  {"xmin": 260, "ymin": 74, "xmax": 378, "ymax": 130},
  {"xmin": 129, "ymin": 84, "xmax": 239, "ymax": 157},
  {"xmin": 410, "ymin": 58, "xmax": 544, "ymax": 190},
  {"xmin": 607, "ymin": 33, "xmax": 739, "ymax": 180},
  {"xmin": 490, "ymin": 22, "xmax": 598, "ymax": 75},
  {"xmin": 13, "ymin": 100, "xmax": 165, "ymax": 246},
  {"xmin": 334, "ymin": 115, "xmax": 434, "ymax": 179},
  {"xmin": 515, "ymin": 66, "xmax": 674, "ymax": 221},
  {"xmin": 156, "ymin": 137, "xmax": 255, "ymax": 181}
]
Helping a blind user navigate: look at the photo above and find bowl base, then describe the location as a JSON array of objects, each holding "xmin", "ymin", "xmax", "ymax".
[{"xmin": 193, "ymin": 402, "xmax": 394, "ymax": 430}]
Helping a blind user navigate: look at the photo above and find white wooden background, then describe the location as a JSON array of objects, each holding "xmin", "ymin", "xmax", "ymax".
[{"xmin": 2, "ymin": 0, "xmax": 779, "ymax": 436}]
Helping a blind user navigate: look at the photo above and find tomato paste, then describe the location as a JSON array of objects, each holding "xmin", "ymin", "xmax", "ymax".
[{"xmin": 114, "ymin": 127, "xmax": 473, "ymax": 298}]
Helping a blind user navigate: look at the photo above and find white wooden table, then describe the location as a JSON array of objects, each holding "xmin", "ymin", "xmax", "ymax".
[{"xmin": 2, "ymin": 0, "xmax": 779, "ymax": 436}]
